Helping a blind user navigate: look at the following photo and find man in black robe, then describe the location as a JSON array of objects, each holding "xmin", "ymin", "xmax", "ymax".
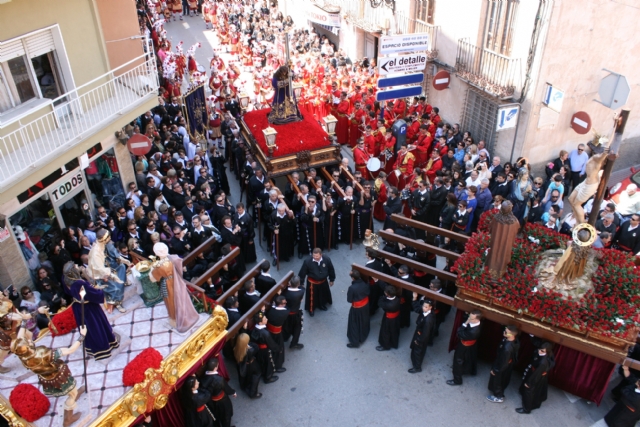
[
  {"xmin": 239, "ymin": 279, "xmax": 260, "ymax": 315},
  {"xmin": 282, "ymin": 276, "xmax": 305, "ymax": 350},
  {"xmin": 383, "ymin": 187, "xmax": 402, "ymax": 230},
  {"xmin": 605, "ymin": 366, "xmax": 640, "ymax": 427},
  {"xmin": 447, "ymin": 310, "xmax": 482, "ymax": 386},
  {"xmin": 517, "ymin": 342, "xmax": 555, "ymax": 414},
  {"xmin": 364, "ymin": 253, "xmax": 386, "ymax": 315},
  {"xmin": 269, "ymin": 204, "xmax": 296, "ymax": 264},
  {"xmin": 346, "ymin": 270, "xmax": 370, "ymax": 348},
  {"xmin": 396, "ymin": 265, "xmax": 414, "ymax": 329},
  {"xmin": 613, "ymin": 214, "xmax": 640, "ymax": 254},
  {"xmin": 427, "ymin": 177, "xmax": 447, "ymax": 226},
  {"xmin": 220, "ymin": 215, "xmax": 245, "ymax": 272},
  {"xmin": 234, "ymin": 203, "xmax": 256, "ymax": 264},
  {"xmin": 212, "ymin": 196, "xmax": 236, "ymax": 228},
  {"xmin": 377, "ymin": 284, "xmax": 401, "ymax": 351},
  {"xmin": 266, "ymin": 296, "xmax": 288, "ymax": 373},
  {"xmin": 200, "ymin": 358, "xmax": 236, "ymax": 427},
  {"xmin": 487, "ymin": 325, "xmax": 520, "ymax": 403},
  {"xmin": 409, "ymin": 294, "xmax": 435, "ymax": 373},
  {"xmin": 356, "ymin": 181, "xmax": 377, "ymax": 238},
  {"xmin": 337, "ymin": 187, "xmax": 358, "ymax": 244},
  {"xmin": 250, "ymin": 312, "xmax": 279, "ymax": 383},
  {"xmin": 409, "ymin": 180, "xmax": 430, "ymax": 238},
  {"xmin": 298, "ymin": 196, "xmax": 325, "ymax": 258},
  {"xmin": 298, "ymin": 248, "xmax": 335, "ymax": 317},
  {"xmin": 255, "ymin": 260, "xmax": 277, "ymax": 295}
]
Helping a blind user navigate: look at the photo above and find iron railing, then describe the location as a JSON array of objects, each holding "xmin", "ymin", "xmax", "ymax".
[
  {"xmin": 455, "ymin": 38, "xmax": 520, "ymax": 99},
  {"xmin": 0, "ymin": 53, "xmax": 159, "ymax": 190},
  {"xmin": 395, "ymin": 11, "xmax": 439, "ymax": 60}
]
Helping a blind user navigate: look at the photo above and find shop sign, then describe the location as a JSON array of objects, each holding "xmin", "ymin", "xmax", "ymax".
[
  {"xmin": 0, "ymin": 227, "xmax": 10, "ymax": 243},
  {"xmin": 16, "ymin": 142, "xmax": 102, "ymax": 204},
  {"xmin": 305, "ymin": 2, "xmax": 341, "ymax": 27},
  {"xmin": 50, "ymin": 172, "xmax": 84, "ymax": 202}
]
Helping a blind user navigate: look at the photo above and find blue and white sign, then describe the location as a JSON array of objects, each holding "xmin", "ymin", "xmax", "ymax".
[
  {"xmin": 377, "ymin": 73, "xmax": 424, "ymax": 89},
  {"xmin": 376, "ymin": 85, "xmax": 423, "ymax": 102},
  {"xmin": 496, "ymin": 104, "xmax": 520, "ymax": 131},
  {"xmin": 544, "ymin": 84, "xmax": 565, "ymax": 112}
]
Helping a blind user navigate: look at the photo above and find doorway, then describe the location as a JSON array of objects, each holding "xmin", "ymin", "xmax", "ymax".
[
  {"xmin": 364, "ymin": 33, "xmax": 377, "ymax": 60},
  {"xmin": 55, "ymin": 187, "xmax": 93, "ymax": 229}
]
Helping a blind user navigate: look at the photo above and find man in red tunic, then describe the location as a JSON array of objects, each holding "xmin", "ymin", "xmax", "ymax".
[
  {"xmin": 407, "ymin": 97, "xmax": 420, "ymax": 115},
  {"xmin": 430, "ymin": 107, "xmax": 441, "ymax": 126},
  {"xmin": 393, "ymin": 98, "xmax": 407, "ymax": 118},
  {"xmin": 353, "ymin": 139, "xmax": 372, "ymax": 181},
  {"xmin": 383, "ymin": 101, "xmax": 395, "ymax": 129},
  {"xmin": 363, "ymin": 125, "xmax": 376, "ymax": 156},
  {"xmin": 406, "ymin": 115, "xmax": 421, "ymax": 143},
  {"xmin": 349, "ymin": 102, "xmax": 366, "ymax": 147},
  {"xmin": 335, "ymin": 92, "xmax": 351, "ymax": 145},
  {"xmin": 412, "ymin": 125, "xmax": 432, "ymax": 167},
  {"xmin": 393, "ymin": 144, "xmax": 415, "ymax": 190}
]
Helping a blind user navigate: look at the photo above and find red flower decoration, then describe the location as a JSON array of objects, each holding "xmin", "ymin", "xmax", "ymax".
[
  {"xmin": 122, "ymin": 348, "xmax": 163, "ymax": 387},
  {"xmin": 9, "ymin": 384, "xmax": 50, "ymax": 422},
  {"xmin": 50, "ymin": 306, "xmax": 77, "ymax": 337}
]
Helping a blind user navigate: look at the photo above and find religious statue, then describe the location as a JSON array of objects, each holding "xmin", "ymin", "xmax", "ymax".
[
  {"xmin": 149, "ymin": 243, "xmax": 200, "ymax": 333},
  {"xmin": 566, "ymin": 150, "xmax": 609, "ymax": 224},
  {"xmin": 86, "ymin": 229, "xmax": 126, "ymax": 314},
  {"xmin": 552, "ymin": 223, "xmax": 597, "ymax": 288},
  {"xmin": 12, "ymin": 323, "xmax": 87, "ymax": 426},
  {"xmin": 485, "ymin": 201, "xmax": 520, "ymax": 279},
  {"xmin": 267, "ymin": 65, "xmax": 303, "ymax": 125},
  {"xmin": 0, "ymin": 292, "xmax": 46, "ymax": 373},
  {"xmin": 508, "ymin": 168, "xmax": 533, "ymax": 224},
  {"xmin": 64, "ymin": 262, "xmax": 120, "ymax": 360}
]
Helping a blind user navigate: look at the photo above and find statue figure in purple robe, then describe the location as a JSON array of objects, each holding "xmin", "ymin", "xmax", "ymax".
[{"xmin": 267, "ymin": 65, "xmax": 303, "ymax": 125}]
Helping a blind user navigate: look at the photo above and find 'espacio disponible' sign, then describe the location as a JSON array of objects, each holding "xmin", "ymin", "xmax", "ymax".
[{"xmin": 379, "ymin": 34, "xmax": 430, "ymax": 55}]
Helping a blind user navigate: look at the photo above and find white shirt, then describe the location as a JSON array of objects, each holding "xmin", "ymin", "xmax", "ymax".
[{"xmin": 313, "ymin": 257, "xmax": 323, "ymax": 265}]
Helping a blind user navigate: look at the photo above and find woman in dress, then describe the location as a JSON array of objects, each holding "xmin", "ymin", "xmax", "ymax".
[
  {"xmin": 509, "ymin": 167, "xmax": 534, "ymax": 225},
  {"xmin": 19, "ymin": 286, "xmax": 41, "ymax": 338}
]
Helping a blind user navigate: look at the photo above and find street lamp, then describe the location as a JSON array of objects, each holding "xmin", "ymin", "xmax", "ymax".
[
  {"xmin": 238, "ymin": 92, "xmax": 250, "ymax": 110},
  {"xmin": 262, "ymin": 126, "xmax": 278, "ymax": 156},
  {"xmin": 324, "ymin": 115, "xmax": 338, "ymax": 135}
]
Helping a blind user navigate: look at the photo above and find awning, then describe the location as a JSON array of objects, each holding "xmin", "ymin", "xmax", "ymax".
[
  {"xmin": 305, "ymin": 1, "xmax": 341, "ymax": 28},
  {"xmin": 313, "ymin": 23, "xmax": 340, "ymax": 36}
]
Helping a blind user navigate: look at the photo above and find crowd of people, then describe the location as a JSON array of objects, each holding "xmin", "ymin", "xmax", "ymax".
[{"xmin": 2, "ymin": 0, "xmax": 638, "ymax": 426}]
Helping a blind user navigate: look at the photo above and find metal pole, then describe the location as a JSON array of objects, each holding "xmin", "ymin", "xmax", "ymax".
[
  {"xmin": 79, "ymin": 286, "xmax": 88, "ymax": 389},
  {"xmin": 588, "ymin": 110, "xmax": 630, "ymax": 227}
]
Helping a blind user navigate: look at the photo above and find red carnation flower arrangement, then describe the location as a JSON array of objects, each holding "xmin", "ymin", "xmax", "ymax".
[
  {"xmin": 122, "ymin": 348, "xmax": 163, "ymax": 387},
  {"xmin": 9, "ymin": 384, "xmax": 50, "ymax": 422},
  {"xmin": 50, "ymin": 306, "xmax": 77, "ymax": 337}
]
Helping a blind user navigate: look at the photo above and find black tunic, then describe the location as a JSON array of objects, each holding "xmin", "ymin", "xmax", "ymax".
[
  {"xmin": 237, "ymin": 342, "xmax": 261, "ymax": 397},
  {"xmin": 234, "ymin": 212, "xmax": 256, "ymax": 263},
  {"xmin": 410, "ymin": 301, "xmax": 436, "ymax": 369},
  {"xmin": 220, "ymin": 225, "xmax": 245, "ymax": 272},
  {"xmin": 183, "ymin": 389, "xmax": 215, "ymax": 427},
  {"xmin": 378, "ymin": 295, "xmax": 401, "ymax": 349},
  {"xmin": 199, "ymin": 373, "xmax": 235, "ymax": 427},
  {"xmin": 250, "ymin": 326, "xmax": 278, "ymax": 380},
  {"xmin": 346, "ymin": 279, "xmax": 370, "ymax": 345},
  {"xmin": 383, "ymin": 196, "xmax": 403, "ymax": 230},
  {"xmin": 364, "ymin": 258, "xmax": 386, "ymax": 315},
  {"xmin": 519, "ymin": 352, "xmax": 555, "ymax": 412},
  {"xmin": 452, "ymin": 322, "xmax": 481, "ymax": 383},
  {"xmin": 427, "ymin": 185, "xmax": 447, "ymax": 226},
  {"xmin": 337, "ymin": 196, "xmax": 358, "ymax": 243},
  {"xmin": 282, "ymin": 287, "xmax": 305, "ymax": 345},
  {"xmin": 266, "ymin": 307, "xmax": 289, "ymax": 369},
  {"xmin": 409, "ymin": 189, "xmax": 430, "ymax": 223},
  {"xmin": 298, "ymin": 205, "xmax": 325, "ymax": 256},
  {"xmin": 269, "ymin": 211, "xmax": 296, "ymax": 262},
  {"xmin": 605, "ymin": 375, "xmax": 640, "ymax": 427},
  {"xmin": 488, "ymin": 338, "xmax": 520, "ymax": 398},
  {"xmin": 255, "ymin": 273, "xmax": 277, "ymax": 296},
  {"xmin": 298, "ymin": 256, "xmax": 336, "ymax": 312},
  {"xmin": 614, "ymin": 223, "xmax": 640, "ymax": 254},
  {"xmin": 397, "ymin": 275, "xmax": 414, "ymax": 329},
  {"xmin": 356, "ymin": 190, "xmax": 377, "ymax": 239}
]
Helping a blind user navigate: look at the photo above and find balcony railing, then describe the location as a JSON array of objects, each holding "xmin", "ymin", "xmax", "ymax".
[
  {"xmin": 395, "ymin": 11, "xmax": 439, "ymax": 60},
  {"xmin": 455, "ymin": 38, "xmax": 520, "ymax": 99},
  {"xmin": 0, "ymin": 53, "xmax": 159, "ymax": 190}
]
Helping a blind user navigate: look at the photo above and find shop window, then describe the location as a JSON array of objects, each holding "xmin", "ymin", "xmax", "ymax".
[
  {"xmin": 10, "ymin": 194, "xmax": 60, "ymax": 264},
  {"xmin": 483, "ymin": 0, "xmax": 519, "ymax": 56},
  {"xmin": 86, "ymin": 148, "xmax": 126, "ymax": 212}
]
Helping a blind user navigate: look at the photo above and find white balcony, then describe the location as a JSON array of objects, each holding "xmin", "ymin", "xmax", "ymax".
[{"xmin": 0, "ymin": 54, "xmax": 159, "ymax": 191}]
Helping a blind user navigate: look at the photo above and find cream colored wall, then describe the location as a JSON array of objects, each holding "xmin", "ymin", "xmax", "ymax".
[
  {"xmin": 516, "ymin": 0, "xmax": 640, "ymax": 167},
  {"xmin": 0, "ymin": 0, "xmax": 109, "ymax": 87}
]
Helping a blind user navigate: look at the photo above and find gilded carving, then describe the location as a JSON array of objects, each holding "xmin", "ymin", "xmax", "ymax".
[{"xmin": 0, "ymin": 397, "xmax": 26, "ymax": 427}]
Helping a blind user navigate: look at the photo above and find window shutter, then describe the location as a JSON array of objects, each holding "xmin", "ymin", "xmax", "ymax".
[
  {"xmin": 0, "ymin": 39, "xmax": 26, "ymax": 62},
  {"xmin": 25, "ymin": 30, "xmax": 55, "ymax": 58}
]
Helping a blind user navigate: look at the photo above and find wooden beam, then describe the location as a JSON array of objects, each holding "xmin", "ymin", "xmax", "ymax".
[
  {"xmin": 192, "ymin": 247, "xmax": 241, "ymax": 288},
  {"xmin": 183, "ymin": 235, "xmax": 219, "ymax": 267},
  {"xmin": 226, "ymin": 272, "xmax": 294, "ymax": 338},
  {"xmin": 366, "ymin": 247, "xmax": 457, "ymax": 282},
  {"xmin": 216, "ymin": 262, "xmax": 263, "ymax": 306},
  {"xmin": 352, "ymin": 264, "xmax": 640, "ymax": 370},
  {"xmin": 378, "ymin": 230, "xmax": 460, "ymax": 261},
  {"xmin": 391, "ymin": 214, "xmax": 470, "ymax": 243},
  {"xmin": 320, "ymin": 167, "xmax": 346, "ymax": 198}
]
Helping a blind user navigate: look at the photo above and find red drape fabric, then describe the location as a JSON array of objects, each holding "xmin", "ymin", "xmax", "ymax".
[
  {"xmin": 131, "ymin": 335, "xmax": 228, "ymax": 426},
  {"xmin": 448, "ymin": 310, "xmax": 614, "ymax": 405}
]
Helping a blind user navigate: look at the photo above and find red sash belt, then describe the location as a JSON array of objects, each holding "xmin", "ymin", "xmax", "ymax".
[
  {"xmin": 453, "ymin": 223, "xmax": 466, "ymax": 230},
  {"xmin": 352, "ymin": 296, "xmax": 369, "ymax": 308},
  {"xmin": 258, "ymin": 343, "xmax": 268, "ymax": 349},
  {"xmin": 266, "ymin": 323, "xmax": 282, "ymax": 334},
  {"xmin": 308, "ymin": 278, "xmax": 325, "ymax": 285},
  {"xmin": 356, "ymin": 164, "xmax": 366, "ymax": 167},
  {"xmin": 386, "ymin": 311, "xmax": 400, "ymax": 319},
  {"xmin": 401, "ymin": 297, "xmax": 406, "ymax": 304},
  {"xmin": 461, "ymin": 339, "xmax": 477, "ymax": 346},
  {"xmin": 619, "ymin": 244, "xmax": 632, "ymax": 251},
  {"xmin": 211, "ymin": 391, "xmax": 225, "ymax": 401},
  {"xmin": 231, "ymin": 245, "xmax": 239, "ymax": 250},
  {"xmin": 289, "ymin": 311, "xmax": 298, "ymax": 315},
  {"xmin": 197, "ymin": 405, "xmax": 206, "ymax": 412}
]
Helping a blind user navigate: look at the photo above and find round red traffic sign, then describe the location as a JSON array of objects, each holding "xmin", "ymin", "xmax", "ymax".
[
  {"xmin": 127, "ymin": 133, "xmax": 152, "ymax": 156},
  {"xmin": 570, "ymin": 111, "xmax": 592, "ymax": 135},
  {"xmin": 432, "ymin": 70, "xmax": 451, "ymax": 91}
]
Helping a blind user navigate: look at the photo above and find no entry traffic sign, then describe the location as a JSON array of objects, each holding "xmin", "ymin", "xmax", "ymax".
[
  {"xmin": 432, "ymin": 70, "xmax": 451, "ymax": 91},
  {"xmin": 127, "ymin": 133, "xmax": 152, "ymax": 156},
  {"xmin": 570, "ymin": 111, "xmax": 592, "ymax": 134}
]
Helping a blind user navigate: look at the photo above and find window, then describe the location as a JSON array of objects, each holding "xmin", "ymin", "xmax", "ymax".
[
  {"xmin": 461, "ymin": 88, "xmax": 498, "ymax": 153},
  {"xmin": 483, "ymin": 0, "xmax": 519, "ymax": 56},
  {"xmin": 0, "ymin": 29, "xmax": 64, "ymax": 114},
  {"xmin": 416, "ymin": 0, "xmax": 435, "ymax": 24}
]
